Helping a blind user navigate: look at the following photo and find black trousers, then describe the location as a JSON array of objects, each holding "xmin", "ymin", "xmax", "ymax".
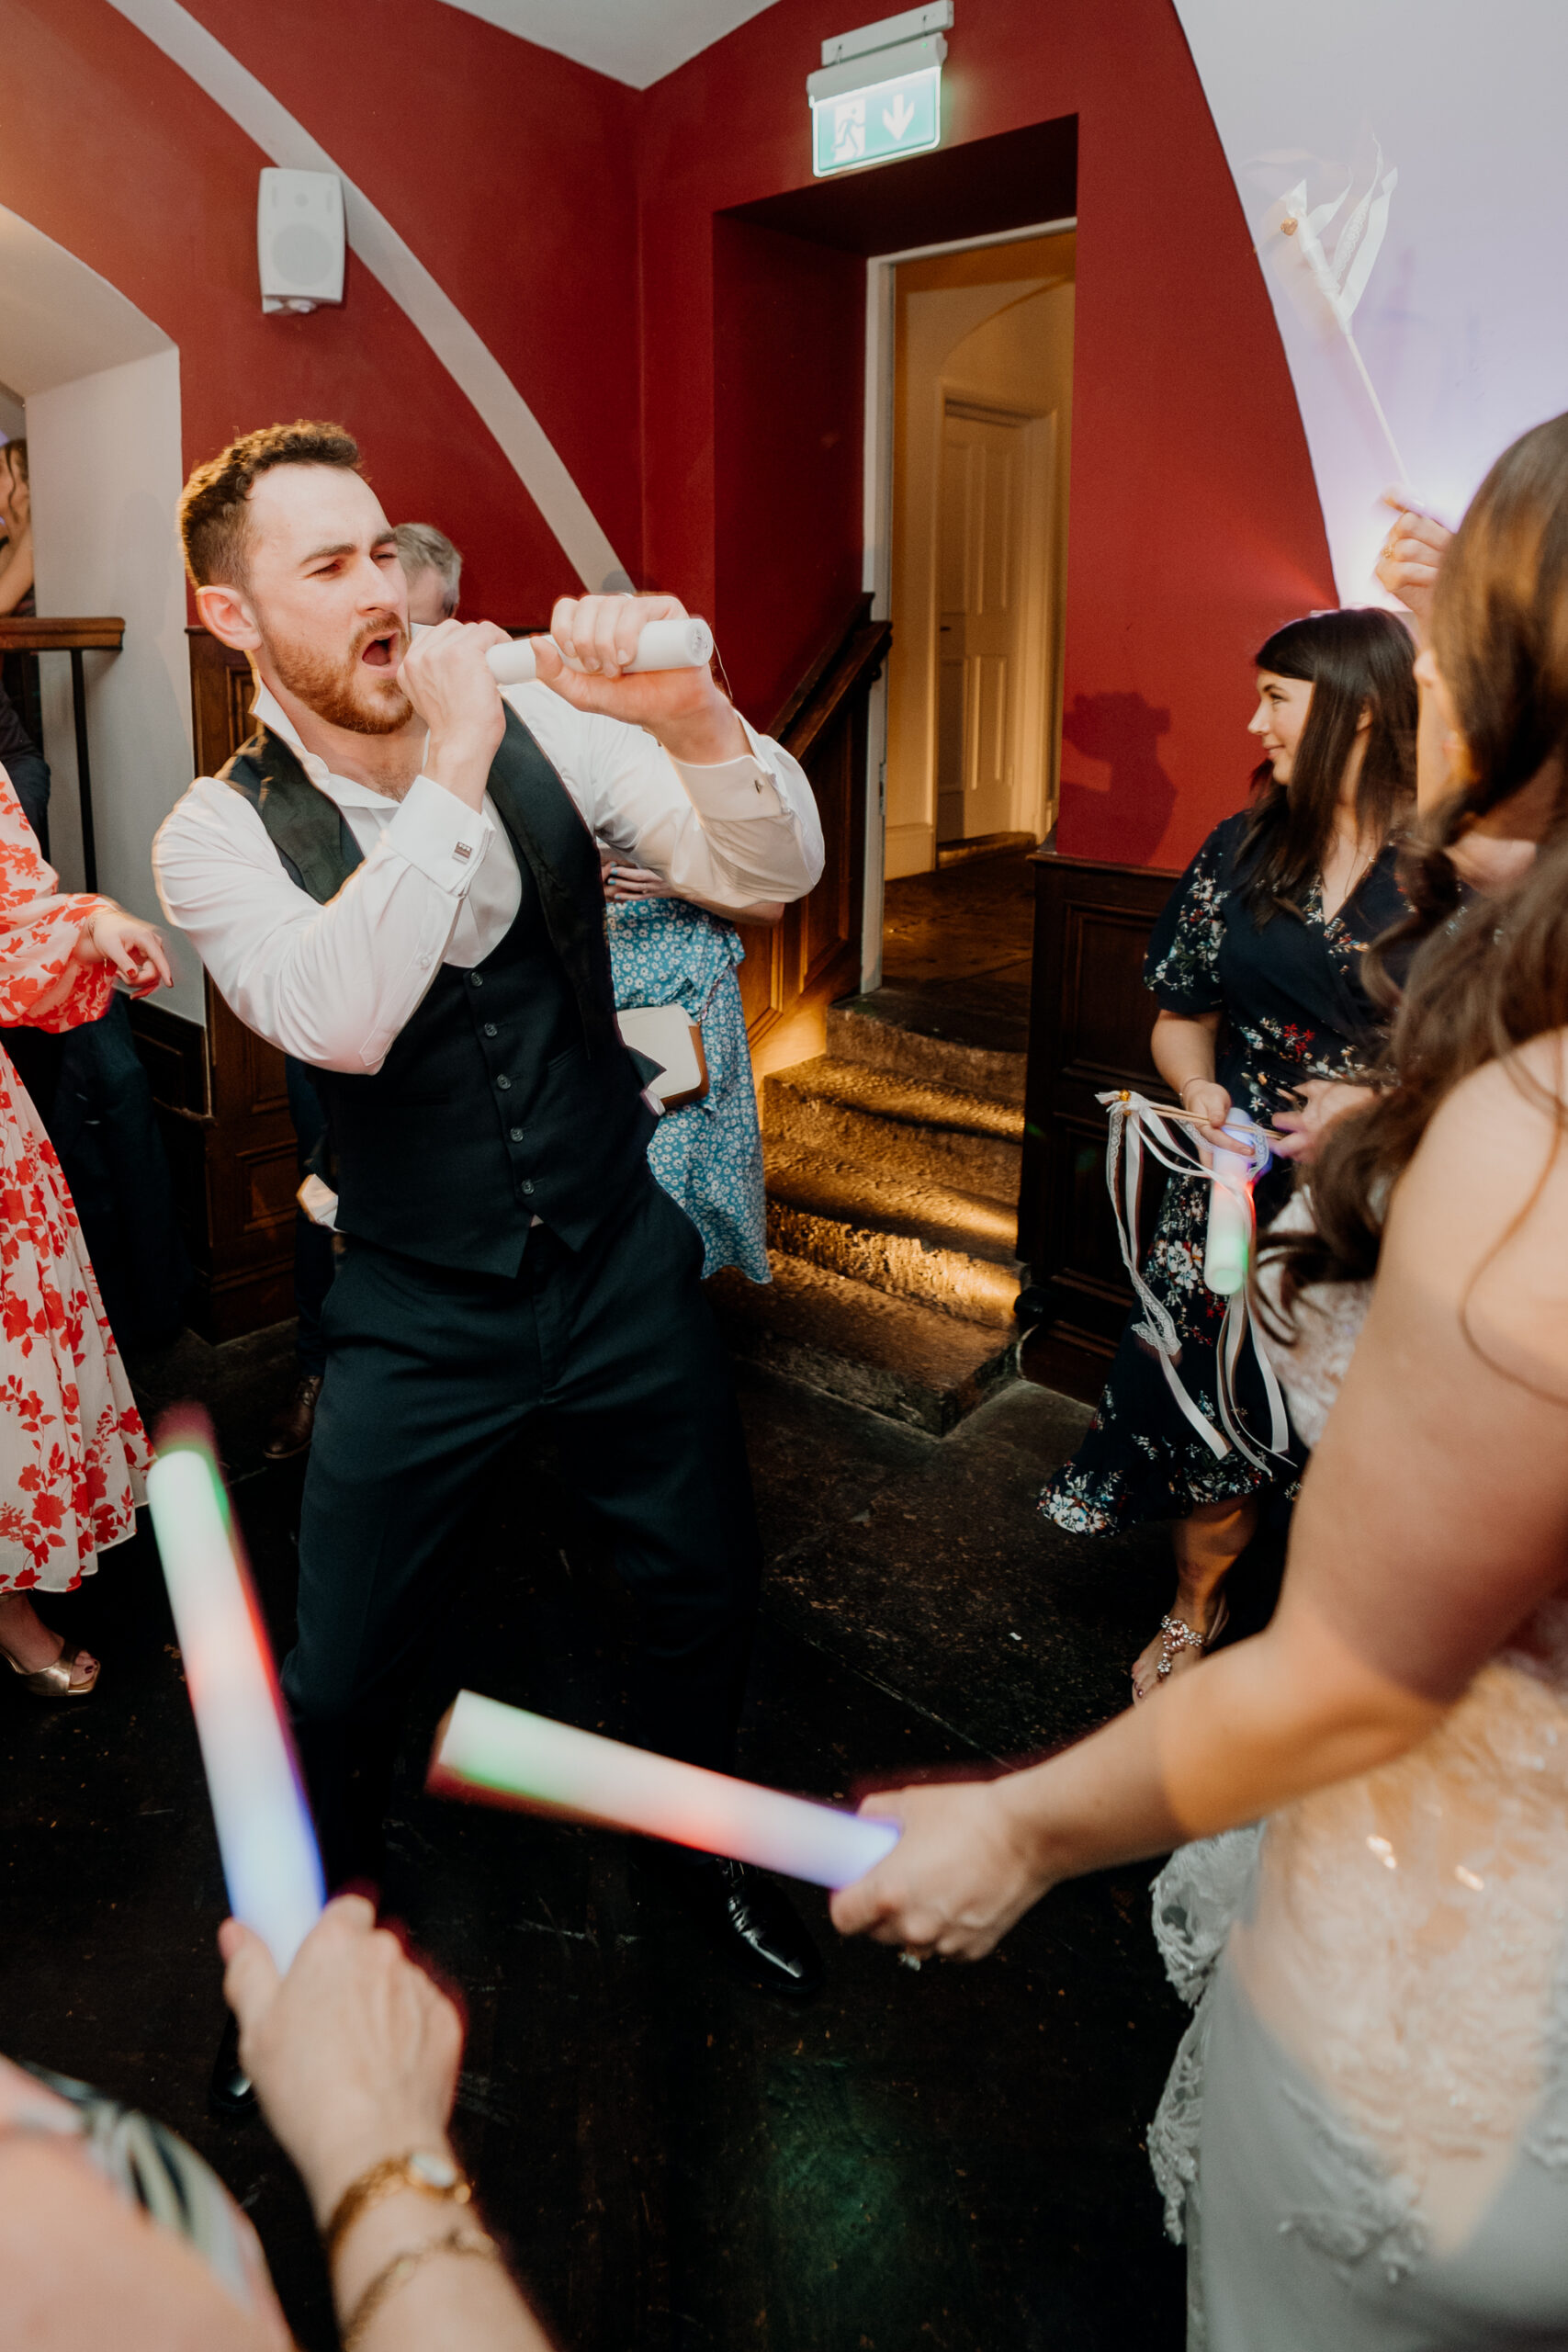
[{"xmin": 280, "ymin": 1177, "xmax": 761, "ymax": 1883}]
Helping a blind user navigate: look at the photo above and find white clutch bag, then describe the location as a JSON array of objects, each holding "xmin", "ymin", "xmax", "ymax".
[{"xmin": 616, "ymin": 1002, "xmax": 710, "ymax": 1110}]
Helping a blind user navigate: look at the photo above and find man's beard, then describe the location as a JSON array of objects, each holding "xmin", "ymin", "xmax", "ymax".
[{"xmin": 265, "ymin": 616, "xmax": 414, "ymax": 736}]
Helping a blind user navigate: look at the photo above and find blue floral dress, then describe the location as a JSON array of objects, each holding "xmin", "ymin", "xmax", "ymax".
[
  {"xmin": 605, "ymin": 896, "xmax": 770, "ymax": 1283},
  {"xmin": 1038, "ymin": 809, "xmax": 1407, "ymax": 1536}
]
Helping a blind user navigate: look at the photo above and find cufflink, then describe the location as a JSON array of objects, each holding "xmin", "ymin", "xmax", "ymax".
[{"xmin": 455, "ymin": 842, "xmax": 473, "ymax": 862}]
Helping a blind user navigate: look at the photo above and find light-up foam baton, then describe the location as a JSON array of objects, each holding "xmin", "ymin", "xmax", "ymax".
[
  {"xmin": 429, "ymin": 1690, "xmax": 901, "ymax": 1891},
  {"xmin": 486, "ymin": 616, "xmax": 714, "ymax": 687},
  {"xmin": 1201, "ymin": 1115, "xmax": 1273, "ymax": 1295},
  {"xmin": 146, "ymin": 1415, "xmax": 324, "ymax": 1971}
]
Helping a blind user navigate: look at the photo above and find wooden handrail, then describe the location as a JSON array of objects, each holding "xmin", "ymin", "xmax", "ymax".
[
  {"xmin": 0, "ymin": 616, "xmax": 127, "ymax": 889},
  {"xmin": 0, "ymin": 615, "xmax": 125, "ymax": 651},
  {"xmin": 779, "ymin": 613, "xmax": 892, "ymax": 767}
]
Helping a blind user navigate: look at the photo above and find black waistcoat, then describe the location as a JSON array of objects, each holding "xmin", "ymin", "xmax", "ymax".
[{"xmin": 220, "ymin": 712, "xmax": 655, "ymax": 1277}]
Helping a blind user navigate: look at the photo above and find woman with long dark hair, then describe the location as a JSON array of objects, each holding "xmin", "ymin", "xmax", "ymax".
[
  {"xmin": 1041, "ymin": 608, "xmax": 1417, "ymax": 1697},
  {"xmin": 834, "ymin": 410, "xmax": 1568, "ymax": 2346}
]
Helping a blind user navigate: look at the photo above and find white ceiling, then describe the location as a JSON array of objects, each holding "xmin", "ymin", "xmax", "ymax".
[
  {"xmin": 439, "ymin": 0, "xmax": 781, "ymax": 89},
  {"xmin": 0, "ymin": 200, "xmax": 172, "ymax": 396}
]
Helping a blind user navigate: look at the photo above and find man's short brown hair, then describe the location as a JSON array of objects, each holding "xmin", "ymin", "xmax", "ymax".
[{"xmin": 178, "ymin": 420, "xmax": 361, "ymax": 591}]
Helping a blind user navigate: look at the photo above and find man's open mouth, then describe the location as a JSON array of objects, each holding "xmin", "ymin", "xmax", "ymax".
[{"xmin": 360, "ymin": 630, "xmax": 400, "ymax": 669}]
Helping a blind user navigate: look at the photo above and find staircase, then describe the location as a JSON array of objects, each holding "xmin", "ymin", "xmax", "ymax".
[{"xmin": 711, "ymin": 992, "xmax": 1026, "ymax": 1435}]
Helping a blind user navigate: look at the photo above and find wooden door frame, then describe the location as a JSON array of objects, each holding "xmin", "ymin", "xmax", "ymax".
[{"xmin": 859, "ymin": 211, "xmax": 1077, "ymax": 989}]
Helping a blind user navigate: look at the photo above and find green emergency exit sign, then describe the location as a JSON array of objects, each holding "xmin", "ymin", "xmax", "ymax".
[
  {"xmin": 811, "ymin": 61, "xmax": 942, "ymax": 175},
  {"xmin": 807, "ymin": 9, "xmax": 949, "ymax": 178}
]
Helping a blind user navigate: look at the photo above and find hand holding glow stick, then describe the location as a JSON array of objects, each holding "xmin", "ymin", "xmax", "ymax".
[
  {"xmin": 486, "ymin": 616, "xmax": 714, "ymax": 687},
  {"xmin": 146, "ymin": 1418, "xmax": 324, "ymax": 1971},
  {"xmin": 429, "ymin": 1690, "xmax": 901, "ymax": 1890},
  {"xmin": 1202, "ymin": 1116, "xmax": 1271, "ymax": 1295}
]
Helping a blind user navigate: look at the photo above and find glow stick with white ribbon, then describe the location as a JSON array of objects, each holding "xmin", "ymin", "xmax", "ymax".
[
  {"xmin": 1201, "ymin": 1116, "xmax": 1272, "ymax": 1296},
  {"xmin": 429, "ymin": 1690, "xmax": 900, "ymax": 1891},
  {"xmin": 487, "ymin": 616, "xmax": 714, "ymax": 687},
  {"xmin": 146, "ymin": 1420, "xmax": 324, "ymax": 1971},
  {"xmin": 1098, "ymin": 1091, "xmax": 1290, "ymax": 1475}
]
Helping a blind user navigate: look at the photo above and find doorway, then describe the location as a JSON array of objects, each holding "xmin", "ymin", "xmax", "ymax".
[
  {"xmin": 866, "ymin": 225, "xmax": 1074, "ymax": 1038},
  {"xmin": 882, "ymin": 231, "xmax": 1074, "ymax": 882}
]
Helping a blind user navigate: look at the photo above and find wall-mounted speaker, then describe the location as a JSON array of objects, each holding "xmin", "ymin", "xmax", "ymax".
[{"xmin": 258, "ymin": 168, "xmax": 345, "ymax": 315}]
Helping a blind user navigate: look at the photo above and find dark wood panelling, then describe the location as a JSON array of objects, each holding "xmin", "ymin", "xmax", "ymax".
[
  {"xmin": 1018, "ymin": 848, "xmax": 1179, "ymax": 1403},
  {"xmin": 127, "ymin": 633, "xmax": 299, "ymax": 1340}
]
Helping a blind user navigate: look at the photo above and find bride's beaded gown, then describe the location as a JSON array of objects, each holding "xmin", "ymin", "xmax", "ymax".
[
  {"xmin": 1149, "ymin": 1198, "xmax": 1568, "ymax": 2347},
  {"xmin": 0, "ymin": 773, "xmax": 149, "ymax": 1592}
]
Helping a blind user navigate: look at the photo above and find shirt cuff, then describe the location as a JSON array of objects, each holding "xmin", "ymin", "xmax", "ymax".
[
  {"xmin": 387, "ymin": 774, "xmax": 495, "ymax": 895},
  {"xmin": 669, "ymin": 721, "xmax": 784, "ymax": 821}
]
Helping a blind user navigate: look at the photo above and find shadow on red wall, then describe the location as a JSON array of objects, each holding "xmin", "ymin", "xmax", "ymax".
[{"xmin": 1057, "ymin": 693, "xmax": 1179, "ymax": 871}]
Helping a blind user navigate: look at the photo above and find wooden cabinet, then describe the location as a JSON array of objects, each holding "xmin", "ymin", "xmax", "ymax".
[{"xmin": 1017, "ymin": 847, "xmax": 1179, "ymax": 1402}]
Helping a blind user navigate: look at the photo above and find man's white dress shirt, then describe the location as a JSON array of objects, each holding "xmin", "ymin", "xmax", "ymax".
[{"xmin": 152, "ymin": 681, "xmax": 824, "ymax": 1075}]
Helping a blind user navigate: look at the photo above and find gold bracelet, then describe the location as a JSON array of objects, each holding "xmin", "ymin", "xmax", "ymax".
[
  {"xmin": 341, "ymin": 2223, "xmax": 500, "ymax": 2348},
  {"xmin": 323, "ymin": 2148, "xmax": 472, "ymax": 2265}
]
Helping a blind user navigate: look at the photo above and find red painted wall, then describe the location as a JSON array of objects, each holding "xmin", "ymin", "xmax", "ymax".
[
  {"xmin": 711, "ymin": 214, "xmax": 866, "ymax": 725},
  {"xmin": 2, "ymin": 0, "xmax": 1332, "ymax": 865},
  {"xmin": 637, "ymin": 0, "xmax": 1337, "ymax": 867},
  {"xmin": 0, "ymin": 0, "xmax": 640, "ymax": 623}
]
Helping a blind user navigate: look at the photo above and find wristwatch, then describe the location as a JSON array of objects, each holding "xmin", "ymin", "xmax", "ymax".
[{"xmin": 323, "ymin": 2147, "xmax": 472, "ymax": 2263}]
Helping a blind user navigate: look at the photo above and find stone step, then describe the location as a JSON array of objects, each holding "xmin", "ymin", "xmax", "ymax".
[
  {"xmin": 828, "ymin": 990, "xmax": 1026, "ymax": 1107},
  {"xmin": 763, "ymin": 1144, "xmax": 1023, "ymax": 1329},
  {"xmin": 710, "ymin": 1259, "xmax": 1015, "ymax": 1436},
  {"xmin": 763, "ymin": 1055, "xmax": 1024, "ymax": 1200}
]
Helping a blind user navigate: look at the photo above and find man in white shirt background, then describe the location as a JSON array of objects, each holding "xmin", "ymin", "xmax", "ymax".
[{"xmin": 152, "ymin": 424, "xmax": 827, "ymax": 2104}]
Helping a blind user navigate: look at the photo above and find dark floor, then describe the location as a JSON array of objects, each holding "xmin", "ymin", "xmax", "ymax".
[
  {"xmin": 881, "ymin": 850, "xmax": 1035, "ymax": 1052},
  {"xmin": 1, "ymin": 1321, "xmax": 1197, "ymax": 2352}
]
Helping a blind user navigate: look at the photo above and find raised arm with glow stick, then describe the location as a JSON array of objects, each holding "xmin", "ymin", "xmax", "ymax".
[
  {"xmin": 428, "ymin": 1691, "xmax": 901, "ymax": 1890},
  {"xmin": 146, "ymin": 1411, "xmax": 324, "ymax": 1971},
  {"xmin": 486, "ymin": 614, "xmax": 713, "ymax": 686}
]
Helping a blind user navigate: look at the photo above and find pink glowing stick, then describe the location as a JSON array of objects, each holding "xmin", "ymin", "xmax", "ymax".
[
  {"xmin": 429, "ymin": 1690, "xmax": 901, "ymax": 1890},
  {"xmin": 146, "ymin": 1416, "xmax": 324, "ymax": 1970}
]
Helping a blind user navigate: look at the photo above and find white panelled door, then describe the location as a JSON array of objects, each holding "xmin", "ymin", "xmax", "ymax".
[{"xmin": 936, "ymin": 401, "xmax": 1028, "ymax": 842}]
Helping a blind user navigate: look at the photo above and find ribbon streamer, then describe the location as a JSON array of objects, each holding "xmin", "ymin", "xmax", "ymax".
[{"xmin": 1099, "ymin": 1091, "xmax": 1292, "ymax": 1476}]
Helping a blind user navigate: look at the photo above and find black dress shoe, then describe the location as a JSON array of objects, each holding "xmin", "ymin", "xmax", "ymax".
[
  {"xmin": 264, "ymin": 1371, "xmax": 323, "ymax": 1463},
  {"xmin": 209, "ymin": 2013, "xmax": 257, "ymax": 2120},
  {"xmin": 666, "ymin": 1857, "xmax": 823, "ymax": 1999}
]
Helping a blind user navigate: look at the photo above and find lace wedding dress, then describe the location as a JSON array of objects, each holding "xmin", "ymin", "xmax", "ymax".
[{"xmin": 1148, "ymin": 1197, "xmax": 1568, "ymax": 2347}]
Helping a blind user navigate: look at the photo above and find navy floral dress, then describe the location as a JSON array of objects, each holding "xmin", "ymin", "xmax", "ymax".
[{"xmin": 1038, "ymin": 810, "xmax": 1407, "ymax": 1535}]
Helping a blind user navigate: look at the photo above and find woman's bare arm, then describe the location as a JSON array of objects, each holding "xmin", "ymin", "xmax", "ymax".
[
  {"xmin": 832, "ymin": 1041, "xmax": 1568, "ymax": 1958},
  {"xmin": 0, "ymin": 2138, "xmax": 284, "ymax": 2352},
  {"xmin": 1151, "ymin": 1007, "xmax": 1246, "ymax": 1150}
]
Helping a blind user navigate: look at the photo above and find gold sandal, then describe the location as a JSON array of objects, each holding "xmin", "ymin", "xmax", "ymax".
[{"xmin": 2, "ymin": 1638, "xmax": 100, "ymax": 1700}]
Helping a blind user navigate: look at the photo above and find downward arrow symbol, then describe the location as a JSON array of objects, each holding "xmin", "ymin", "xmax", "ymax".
[{"xmin": 884, "ymin": 93, "xmax": 916, "ymax": 140}]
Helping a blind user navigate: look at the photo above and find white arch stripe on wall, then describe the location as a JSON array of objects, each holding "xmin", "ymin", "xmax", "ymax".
[{"xmin": 105, "ymin": 0, "xmax": 625, "ymax": 589}]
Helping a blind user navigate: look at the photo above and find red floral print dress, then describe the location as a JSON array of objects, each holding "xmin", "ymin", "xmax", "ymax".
[{"xmin": 0, "ymin": 772, "xmax": 150, "ymax": 1592}]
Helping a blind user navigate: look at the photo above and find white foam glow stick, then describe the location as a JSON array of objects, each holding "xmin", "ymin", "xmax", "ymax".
[
  {"xmin": 486, "ymin": 615, "xmax": 714, "ymax": 686},
  {"xmin": 1202, "ymin": 1117, "xmax": 1271, "ymax": 1296},
  {"xmin": 146, "ymin": 1427, "xmax": 324, "ymax": 1971},
  {"xmin": 429, "ymin": 1690, "xmax": 900, "ymax": 1891}
]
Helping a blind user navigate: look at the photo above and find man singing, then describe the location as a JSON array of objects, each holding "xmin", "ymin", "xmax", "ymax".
[{"xmin": 153, "ymin": 423, "xmax": 826, "ymax": 2092}]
